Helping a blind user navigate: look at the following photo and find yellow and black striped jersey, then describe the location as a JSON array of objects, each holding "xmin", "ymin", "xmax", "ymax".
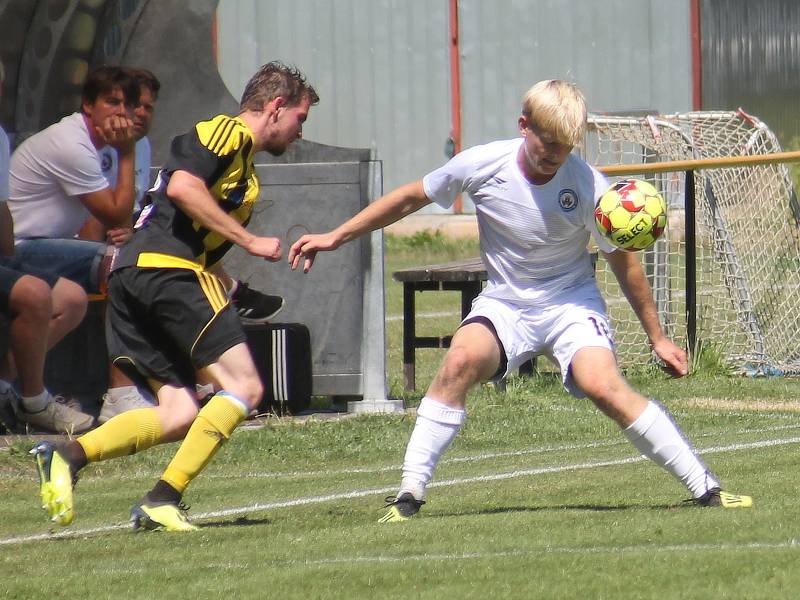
[{"xmin": 114, "ymin": 114, "xmax": 259, "ymax": 271}]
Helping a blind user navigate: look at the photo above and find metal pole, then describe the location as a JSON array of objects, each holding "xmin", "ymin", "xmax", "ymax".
[{"xmin": 685, "ymin": 170, "xmax": 697, "ymax": 356}]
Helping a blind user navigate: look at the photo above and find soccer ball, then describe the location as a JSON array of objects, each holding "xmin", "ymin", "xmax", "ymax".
[{"xmin": 594, "ymin": 179, "xmax": 667, "ymax": 251}]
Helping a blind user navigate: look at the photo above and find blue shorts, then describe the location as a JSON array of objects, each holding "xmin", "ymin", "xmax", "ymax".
[{"xmin": 14, "ymin": 238, "xmax": 105, "ymax": 294}]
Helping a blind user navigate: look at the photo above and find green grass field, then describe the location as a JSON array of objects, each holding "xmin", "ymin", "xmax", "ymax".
[{"xmin": 2, "ymin": 234, "xmax": 800, "ymax": 599}]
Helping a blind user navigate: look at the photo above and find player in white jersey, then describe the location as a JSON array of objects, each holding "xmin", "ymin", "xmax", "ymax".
[{"xmin": 289, "ymin": 80, "xmax": 752, "ymax": 518}]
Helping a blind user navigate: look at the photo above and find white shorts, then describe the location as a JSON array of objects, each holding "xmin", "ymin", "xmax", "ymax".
[{"xmin": 463, "ymin": 281, "xmax": 615, "ymax": 398}]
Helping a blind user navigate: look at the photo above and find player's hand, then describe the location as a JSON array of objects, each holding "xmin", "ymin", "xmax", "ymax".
[
  {"xmin": 246, "ymin": 236, "xmax": 282, "ymax": 262},
  {"xmin": 288, "ymin": 232, "xmax": 340, "ymax": 273},
  {"xmin": 650, "ymin": 338, "xmax": 689, "ymax": 378},
  {"xmin": 106, "ymin": 227, "xmax": 132, "ymax": 247},
  {"xmin": 96, "ymin": 115, "xmax": 136, "ymax": 151}
]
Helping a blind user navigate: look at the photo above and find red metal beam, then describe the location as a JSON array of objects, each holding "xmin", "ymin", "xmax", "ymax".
[
  {"xmin": 690, "ymin": 0, "xmax": 702, "ymax": 110},
  {"xmin": 449, "ymin": 0, "xmax": 463, "ymax": 213}
]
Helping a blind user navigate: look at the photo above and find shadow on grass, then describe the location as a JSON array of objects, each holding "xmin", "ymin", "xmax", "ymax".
[
  {"xmin": 433, "ymin": 502, "xmax": 678, "ymax": 518},
  {"xmin": 200, "ymin": 516, "xmax": 273, "ymax": 529}
]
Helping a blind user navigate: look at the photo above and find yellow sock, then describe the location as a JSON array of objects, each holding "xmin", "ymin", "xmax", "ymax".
[
  {"xmin": 161, "ymin": 392, "xmax": 247, "ymax": 493},
  {"xmin": 78, "ymin": 408, "xmax": 162, "ymax": 462}
]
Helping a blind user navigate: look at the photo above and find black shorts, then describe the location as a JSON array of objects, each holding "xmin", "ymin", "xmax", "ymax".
[
  {"xmin": 106, "ymin": 266, "xmax": 247, "ymax": 389},
  {"xmin": 0, "ymin": 258, "xmax": 60, "ymax": 314}
]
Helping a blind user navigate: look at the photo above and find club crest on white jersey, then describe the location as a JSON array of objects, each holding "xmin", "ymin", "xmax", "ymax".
[{"xmin": 558, "ymin": 188, "xmax": 578, "ymax": 211}]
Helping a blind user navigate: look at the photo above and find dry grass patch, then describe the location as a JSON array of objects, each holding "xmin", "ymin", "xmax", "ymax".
[{"xmin": 674, "ymin": 396, "xmax": 800, "ymax": 412}]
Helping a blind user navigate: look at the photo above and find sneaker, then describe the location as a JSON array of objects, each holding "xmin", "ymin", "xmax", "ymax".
[
  {"xmin": 378, "ymin": 492, "xmax": 426, "ymax": 523},
  {"xmin": 130, "ymin": 498, "xmax": 199, "ymax": 532},
  {"xmin": 98, "ymin": 389, "xmax": 155, "ymax": 424},
  {"xmin": 231, "ymin": 282, "xmax": 284, "ymax": 322},
  {"xmin": 689, "ymin": 487, "xmax": 753, "ymax": 508},
  {"xmin": 30, "ymin": 441, "xmax": 76, "ymax": 526},
  {"xmin": 59, "ymin": 396, "xmax": 84, "ymax": 412},
  {"xmin": 18, "ymin": 396, "xmax": 94, "ymax": 434},
  {"xmin": 0, "ymin": 387, "xmax": 22, "ymax": 434}
]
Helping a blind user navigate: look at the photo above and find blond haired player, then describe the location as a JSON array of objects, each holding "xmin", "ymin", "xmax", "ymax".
[{"xmin": 289, "ymin": 80, "xmax": 751, "ymax": 521}]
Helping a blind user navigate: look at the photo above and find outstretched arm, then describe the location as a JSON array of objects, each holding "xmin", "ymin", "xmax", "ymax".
[
  {"xmin": 289, "ymin": 180, "xmax": 431, "ymax": 272},
  {"xmin": 603, "ymin": 249, "xmax": 688, "ymax": 377},
  {"xmin": 168, "ymin": 170, "xmax": 282, "ymax": 261}
]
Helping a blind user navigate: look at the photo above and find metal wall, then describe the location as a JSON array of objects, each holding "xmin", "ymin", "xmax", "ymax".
[
  {"xmin": 700, "ymin": 0, "xmax": 800, "ymax": 148},
  {"xmin": 217, "ymin": 0, "xmax": 692, "ymax": 211},
  {"xmin": 217, "ymin": 0, "xmax": 451, "ymax": 210}
]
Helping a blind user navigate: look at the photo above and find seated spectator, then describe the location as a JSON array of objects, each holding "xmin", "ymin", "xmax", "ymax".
[
  {"xmin": 8, "ymin": 65, "xmax": 143, "ymax": 421},
  {"xmin": 0, "ymin": 61, "xmax": 92, "ymax": 434},
  {"xmin": 0, "ymin": 250, "xmax": 92, "ymax": 434},
  {"xmin": 9, "ymin": 65, "xmax": 139, "ymax": 293}
]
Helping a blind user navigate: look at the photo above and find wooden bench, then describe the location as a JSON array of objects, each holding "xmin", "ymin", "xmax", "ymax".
[{"xmin": 393, "ymin": 258, "xmax": 536, "ymax": 391}]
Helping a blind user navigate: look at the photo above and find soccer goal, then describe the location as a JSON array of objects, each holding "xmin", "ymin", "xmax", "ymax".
[{"xmin": 583, "ymin": 110, "xmax": 800, "ymax": 375}]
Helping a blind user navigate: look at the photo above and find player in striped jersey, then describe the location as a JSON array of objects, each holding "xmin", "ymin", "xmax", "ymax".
[
  {"xmin": 31, "ymin": 62, "xmax": 319, "ymax": 531},
  {"xmin": 289, "ymin": 79, "xmax": 752, "ymax": 519}
]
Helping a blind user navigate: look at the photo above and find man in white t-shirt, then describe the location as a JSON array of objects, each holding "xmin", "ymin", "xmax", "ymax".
[
  {"xmin": 289, "ymin": 80, "xmax": 752, "ymax": 519},
  {"xmin": 9, "ymin": 65, "xmax": 138, "ymax": 293}
]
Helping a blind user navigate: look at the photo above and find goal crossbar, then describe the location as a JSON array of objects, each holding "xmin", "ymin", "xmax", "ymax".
[{"xmin": 599, "ymin": 150, "xmax": 800, "ymax": 177}]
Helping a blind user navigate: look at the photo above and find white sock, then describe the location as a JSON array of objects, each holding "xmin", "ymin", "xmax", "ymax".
[
  {"xmin": 399, "ymin": 397, "xmax": 466, "ymax": 500},
  {"xmin": 624, "ymin": 400, "xmax": 718, "ymax": 498},
  {"xmin": 21, "ymin": 389, "xmax": 51, "ymax": 413}
]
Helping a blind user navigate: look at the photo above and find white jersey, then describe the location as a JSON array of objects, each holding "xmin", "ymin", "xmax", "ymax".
[
  {"xmin": 422, "ymin": 138, "xmax": 616, "ymax": 306},
  {"xmin": 9, "ymin": 113, "xmax": 109, "ymax": 239},
  {"xmin": 99, "ymin": 136, "xmax": 152, "ymax": 214}
]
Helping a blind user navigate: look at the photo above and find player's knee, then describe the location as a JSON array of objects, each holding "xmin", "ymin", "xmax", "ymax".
[
  {"xmin": 440, "ymin": 346, "xmax": 483, "ymax": 386},
  {"xmin": 240, "ymin": 375, "xmax": 263, "ymax": 411},
  {"xmin": 157, "ymin": 399, "xmax": 199, "ymax": 440},
  {"xmin": 581, "ymin": 375, "xmax": 623, "ymax": 404},
  {"xmin": 581, "ymin": 374, "xmax": 637, "ymax": 415}
]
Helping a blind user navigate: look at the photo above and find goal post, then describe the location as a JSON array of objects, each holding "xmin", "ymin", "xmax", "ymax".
[{"xmin": 584, "ymin": 111, "xmax": 800, "ymax": 375}]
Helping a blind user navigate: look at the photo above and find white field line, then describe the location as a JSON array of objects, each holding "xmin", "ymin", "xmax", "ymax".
[
  {"xmin": 2, "ymin": 423, "xmax": 798, "ymax": 484},
  {"xmin": 2, "ymin": 434, "xmax": 799, "ymax": 547},
  {"xmin": 207, "ymin": 422, "xmax": 800, "ymax": 480},
  {"xmin": 6, "ymin": 422, "xmax": 793, "ymax": 484}
]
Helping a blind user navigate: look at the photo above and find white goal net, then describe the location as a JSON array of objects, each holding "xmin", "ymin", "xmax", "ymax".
[{"xmin": 584, "ymin": 110, "xmax": 800, "ymax": 374}]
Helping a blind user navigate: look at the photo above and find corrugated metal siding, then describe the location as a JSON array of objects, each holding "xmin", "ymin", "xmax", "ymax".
[
  {"xmin": 456, "ymin": 0, "xmax": 691, "ymax": 211},
  {"xmin": 701, "ymin": 0, "xmax": 800, "ymax": 147},
  {"xmin": 217, "ymin": 0, "xmax": 692, "ymax": 213},
  {"xmin": 217, "ymin": 0, "xmax": 451, "ymax": 201},
  {"xmin": 458, "ymin": 0, "xmax": 692, "ymax": 144}
]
